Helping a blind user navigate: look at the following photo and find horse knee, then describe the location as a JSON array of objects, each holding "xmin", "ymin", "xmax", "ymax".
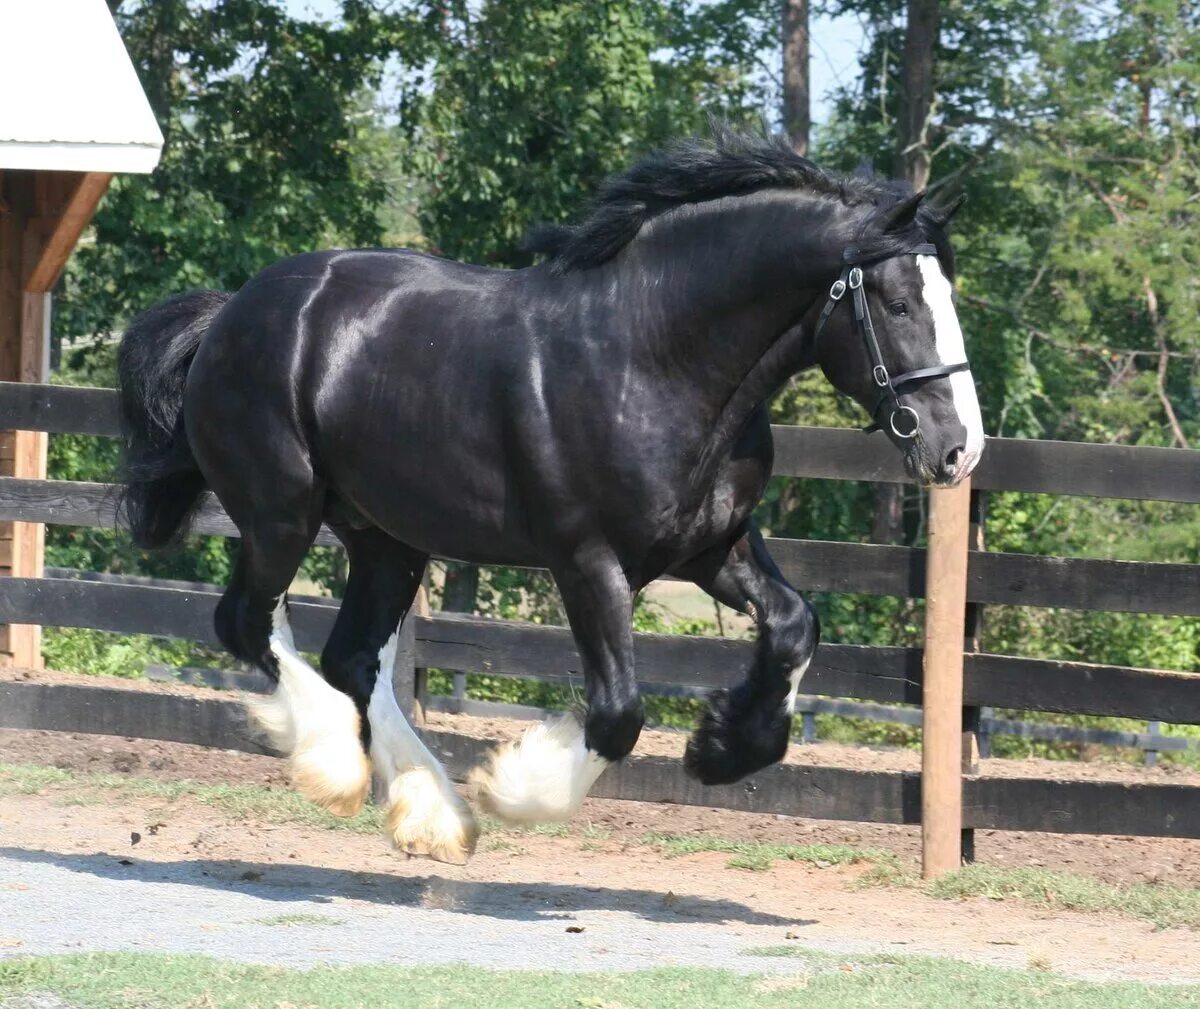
[{"xmin": 585, "ymin": 697, "xmax": 644, "ymax": 762}]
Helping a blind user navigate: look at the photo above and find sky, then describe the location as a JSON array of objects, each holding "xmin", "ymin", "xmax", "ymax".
[{"xmin": 283, "ymin": 0, "xmax": 865, "ymax": 127}]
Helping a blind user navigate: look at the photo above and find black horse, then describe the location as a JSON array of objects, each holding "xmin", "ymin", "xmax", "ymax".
[{"xmin": 117, "ymin": 127, "xmax": 982, "ymax": 864}]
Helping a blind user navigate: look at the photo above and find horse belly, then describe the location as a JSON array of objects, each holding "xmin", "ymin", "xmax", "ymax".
[{"xmin": 319, "ymin": 425, "xmax": 540, "ymax": 566}]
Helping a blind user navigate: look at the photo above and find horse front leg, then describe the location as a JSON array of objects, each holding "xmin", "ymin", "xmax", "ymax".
[
  {"xmin": 470, "ymin": 558, "xmax": 642, "ymax": 824},
  {"xmin": 676, "ymin": 522, "xmax": 820, "ymax": 785}
]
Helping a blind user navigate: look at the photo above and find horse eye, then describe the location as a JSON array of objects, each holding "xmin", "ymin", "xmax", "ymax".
[{"xmin": 888, "ymin": 300, "xmax": 908, "ymax": 317}]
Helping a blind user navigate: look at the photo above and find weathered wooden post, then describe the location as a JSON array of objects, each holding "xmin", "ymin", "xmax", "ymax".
[
  {"xmin": 0, "ymin": 0, "xmax": 163, "ymax": 667},
  {"xmin": 959, "ymin": 487, "xmax": 987, "ymax": 863},
  {"xmin": 921, "ymin": 479, "xmax": 973, "ymax": 878}
]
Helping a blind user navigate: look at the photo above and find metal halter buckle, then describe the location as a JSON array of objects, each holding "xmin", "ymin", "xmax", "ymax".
[
  {"xmin": 829, "ymin": 278, "xmax": 847, "ymax": 301},
  {"xmin": 848, "ymin": 266, "xmax": 864, "ymax": 289},
  {"xmin": 872, "ymin": 365, "xmax": 890, "ymax": 387},
  {"xmin": 890, "ymin": 406, "xmax": 920, "ymax": 439}
]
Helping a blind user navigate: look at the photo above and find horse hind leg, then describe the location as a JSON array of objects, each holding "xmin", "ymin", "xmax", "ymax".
[
  {"xmin": 322, "ymin": 526, "xmax": 478, "ymax": 863},
  {"xmin": 215, "ymin": 520, "xmax": 370, "ymax": 818}
]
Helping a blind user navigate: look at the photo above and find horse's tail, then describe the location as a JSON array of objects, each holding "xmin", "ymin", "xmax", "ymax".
[{"xmin": 116, "ymin": 289, "xmax": 231, "ymax": 548}]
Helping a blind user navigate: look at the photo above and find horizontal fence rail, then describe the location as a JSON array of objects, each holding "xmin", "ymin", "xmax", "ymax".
[
  {"xmin": 3, "ymin": 677, "xmax": 1198, "ymax": 838},
  {"xmin": 1, "ymin": 477, "xmax": 1197, "ymax": 615},
  {"xmin": 142, "ymin": 662, "xmax": 1196, "ymax": 760},
  {"xmin": 2, "ymin": 381, "xmax": 1198, "ymax": 502},
  {"xmin": 6, "ymin": 573, "xmax": 1200, "ymax": 725}
]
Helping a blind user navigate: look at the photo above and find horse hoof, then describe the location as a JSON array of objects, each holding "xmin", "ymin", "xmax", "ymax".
[{"xmin": 386, "ymin": 767, "xmax": 479, "ymax": 865}]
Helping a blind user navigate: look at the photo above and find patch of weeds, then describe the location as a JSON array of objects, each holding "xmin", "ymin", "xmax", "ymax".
[
  {"xmin": 482, "ymin": 836, "xmax": 528, "ymax": 855},
  {"xmin": 0, "ymin": 957, "xmax": 52, "ymax": 988},
  {"xmin": 250, "ymin": 914, "xmax": 346, "ymax": 928},
  {"xmin": 0, "ymin": 762, "xmax": 384, "ymax": 835},
  {"xmin": 524, "ymin": 822, "xmax": 570, "ymax": 837},
  {"xmin": 638, "ymin": 833, "xmax": 903, "ymax": 877},
  {"xmin": 929, "ymin": 865, "xmax": 1200, "ymax": 930},
  {"xmin": 0, "ymin": 765, "xmax": 71, "ymax": 796}
]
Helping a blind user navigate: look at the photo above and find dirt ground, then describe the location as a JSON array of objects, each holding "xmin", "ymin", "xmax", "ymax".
[
  {"xmin": 4, "ymin": 727, "xmax": 1200, "ymax": 983},
  {"xmin": 4, "ymin": 658, "xmax": 1200, "ymax": 889}
]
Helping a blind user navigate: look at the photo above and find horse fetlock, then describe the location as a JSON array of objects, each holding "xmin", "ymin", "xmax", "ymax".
[
  {"xmin": 684, "ymin": 687, "xmax": 790, "ymax": 786},
  {"xmin": 469, "ymin": 714, "xmax": 609, "ymax": 824},
  {"xmin": 584, "ymin": 699, "xmax": 644, "ymax": 762},
  {"xmin": 290, "ymin": 727, "xmax": 371, "ymax": 818},
  {"xmin": 386, "ymin": 766, "xmax": 479, "ymax": 865}
]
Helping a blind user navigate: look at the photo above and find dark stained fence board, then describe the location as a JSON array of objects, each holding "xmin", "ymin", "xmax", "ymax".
[
  {"xmin": 3, "ymin": 577, "xmax": 1198, "ymax": 721},
  {"xmin": 0, "ymin": 680, "xmax": 279, "ymax": 756},
  {"xmin": 0, "ymin": 478, "xmax": 341, "ymax": 547},
  {"xmin": 963, "ymin": 776, "xmax": 1200, "ymax": 838},
  {"xmin": 0, "ymin": 576, "xmax": 339, "ymax": 653},
  {"xmin": 0, "ymin": 383, "xmax": 1194, "ymax": 502},
  {"xmin": 0, "ymin": 381, "xmax": 121, "ymax": 437},
  {"xmin": 771, "ymin": 425, "xmax": 1200, "ymax": 502},
  {"xmin": 776, "ymin": 537, "xmax": 1200, "ymax": 617},
  {"xmin": 9, "ymin": 478, "xmax": 1196, "ymax": 615},
  {"xmin": 3, "ymin": 679, "xmax": 1198, "ymax": 837},
  {"xmin": 770, "ymin": 425, "xmax": 909, "ymax": 484},
  {"xmin": 972, "ymin": 437, "xmax": 1200, "ymax": 504},
  {"xmin": 965, "ymin": 652, "xmax": 1200, "ymax": 723},
  {"xmin": 969, "ymin": 551, "xmax": 1200, "ymax": 616},
  {"xmin": 770, "ymin": 538, "xmax": 923, "ymax": 597}
]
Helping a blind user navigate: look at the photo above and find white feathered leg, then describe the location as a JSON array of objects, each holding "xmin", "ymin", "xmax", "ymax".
[{"xmin": 244, "ymin": 599, "xmax": 370, "ymax": 817}]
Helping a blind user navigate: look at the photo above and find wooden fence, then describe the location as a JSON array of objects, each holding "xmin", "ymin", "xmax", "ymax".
[{"xmin": 0, "ymin": 381, "xmax": 1198, "ymax": 876}]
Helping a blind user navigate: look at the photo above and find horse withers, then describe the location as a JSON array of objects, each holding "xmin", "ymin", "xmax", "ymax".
[{"xmin": 116, "ymin": 126, "xmax": 983, "ymax": 865}]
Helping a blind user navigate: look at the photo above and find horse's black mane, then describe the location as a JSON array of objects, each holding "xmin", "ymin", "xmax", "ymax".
[{"xmin": 526, "ymin": 123, "xmax": 932, "ymax": 274}]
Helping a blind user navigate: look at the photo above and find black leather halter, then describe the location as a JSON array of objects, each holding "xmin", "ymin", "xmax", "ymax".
[{"xmin": 812, "ymin": 242, "xmax": 971, "ymax": 439}]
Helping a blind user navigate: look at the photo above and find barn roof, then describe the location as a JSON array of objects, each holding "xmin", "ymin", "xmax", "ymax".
[{"xmin": 0, "ymin": 0, "xmax": 163, "ymax": 173}]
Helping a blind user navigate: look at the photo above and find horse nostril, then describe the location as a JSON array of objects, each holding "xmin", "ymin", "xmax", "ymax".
[{"xmin": 944, "ymin": 447, "xmax": 964, "ymax": 473}]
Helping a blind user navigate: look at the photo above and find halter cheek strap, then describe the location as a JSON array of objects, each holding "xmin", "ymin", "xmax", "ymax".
[{"xmin": 812, "ymin": 242, "xmax": 971, "ymax": 439}]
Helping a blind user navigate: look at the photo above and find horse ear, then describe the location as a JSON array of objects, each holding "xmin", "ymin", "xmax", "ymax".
[
  {"xmin": 880, "ymin": 190, "xmax": 925, "ymax": 232},
  {"xmin": 924, "ymin": 193, "xmax": 966, "ymax": 228}
]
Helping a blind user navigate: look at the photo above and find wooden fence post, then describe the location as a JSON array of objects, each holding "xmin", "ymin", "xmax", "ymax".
[
  {"xmin": 390, "ymin": 608, "xmax": 420, "ymax": 723},
  {"xmin": 960, "ymin": 487, "xmax": 987, "ymax": 864},
  {"xmin": 922, "ymin": 479, "xmax": 973, "ymax": 878}
]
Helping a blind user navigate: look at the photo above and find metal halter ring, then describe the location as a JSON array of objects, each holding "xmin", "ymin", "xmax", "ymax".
[
  {"xmin": 829, "ymin": 278, "xmax": 847, "ymax": 300},
  {"xmin": 847, "ymin": 266, "xmax": 864, "ymax": 289},
  {"xmin": 889, "ymin": 406, "xmax": 920, "ymax": 440},
  {"xmin": 872, "ymin": 365, "xmax": 890, "ymax": 388}
]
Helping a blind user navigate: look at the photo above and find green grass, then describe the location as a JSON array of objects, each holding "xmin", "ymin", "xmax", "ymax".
[
  {"xmin": 0, "ymin": 761, "xmax": 385, "ymax": 834},
  {"xmin": 638, "ymin": 831, "xmax": 910, "ymax": 880},
  {"xmin": 249, "ymin": 913, "xmax": 346, "ymax": 927},
  {"xmin": 930, "ymin": 865, "xmax": 1200, "ymax": 931},
  {"xmin": 1, "ymin": 951, "xmax": 1197, "ymax": 1009}
]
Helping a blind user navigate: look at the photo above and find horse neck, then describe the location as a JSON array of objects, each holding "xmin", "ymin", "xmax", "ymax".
[{"xmin": 616, "ymin": 193, "xmax": 847, "ymax": 431}]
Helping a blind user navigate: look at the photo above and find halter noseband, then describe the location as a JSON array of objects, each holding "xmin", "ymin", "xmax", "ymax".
[{"xmin": 812, "ymin": 242, "xmax": 971, "ymax": 440}]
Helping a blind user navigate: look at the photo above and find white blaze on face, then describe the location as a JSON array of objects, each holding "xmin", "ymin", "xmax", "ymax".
[{"xmin": 915, "ymin": 255, "xmax": 985, "ymax": 478}]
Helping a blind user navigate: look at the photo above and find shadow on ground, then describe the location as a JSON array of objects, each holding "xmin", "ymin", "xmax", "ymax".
[{"xmin": 1, "ymin": 846, "xmax": 802, "ymax": 928}]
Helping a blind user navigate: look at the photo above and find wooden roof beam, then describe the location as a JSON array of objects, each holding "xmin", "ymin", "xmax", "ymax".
[{"xmin": 23, "ymin": 171, "xmax": 111, "ymax": 294}]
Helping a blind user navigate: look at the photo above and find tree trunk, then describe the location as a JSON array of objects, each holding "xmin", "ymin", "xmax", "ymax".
[
  {"xmin": 783, "ymin": 0, "xmax": 810, "ymax": 156},
  {"xmin": 441, "ymin": 561, "xmax": 479, "ymax": 614},
  {"xmin": 873, "ymin": 0, "xmax": 940, "ymax": 545},
  {"xmin": 871, "ymin": 483, "xmax": 907, "ymax": 544},
  {"xmin": 894, "ymin": 0, "xmax": 940, "ymax": 190}
]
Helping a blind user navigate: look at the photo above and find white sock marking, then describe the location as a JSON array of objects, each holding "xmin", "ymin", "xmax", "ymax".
[
  {"xmin": 370, "ymin": 627, "xmax": 477, "ymax": 862},
  {"xmin": 785, "ymin": 657, "xmax": 812, "ymax": 715},
  {"xmin": 917, "ymin": 255, "xmax": 984, "ymax": 479},
  {"xmin": 245, "ymin": 598, "xmax": 368, "ymax": 814},
  {"xmin": 469, "ymin": 713, "xmax": 609, "ymax": 825}
]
